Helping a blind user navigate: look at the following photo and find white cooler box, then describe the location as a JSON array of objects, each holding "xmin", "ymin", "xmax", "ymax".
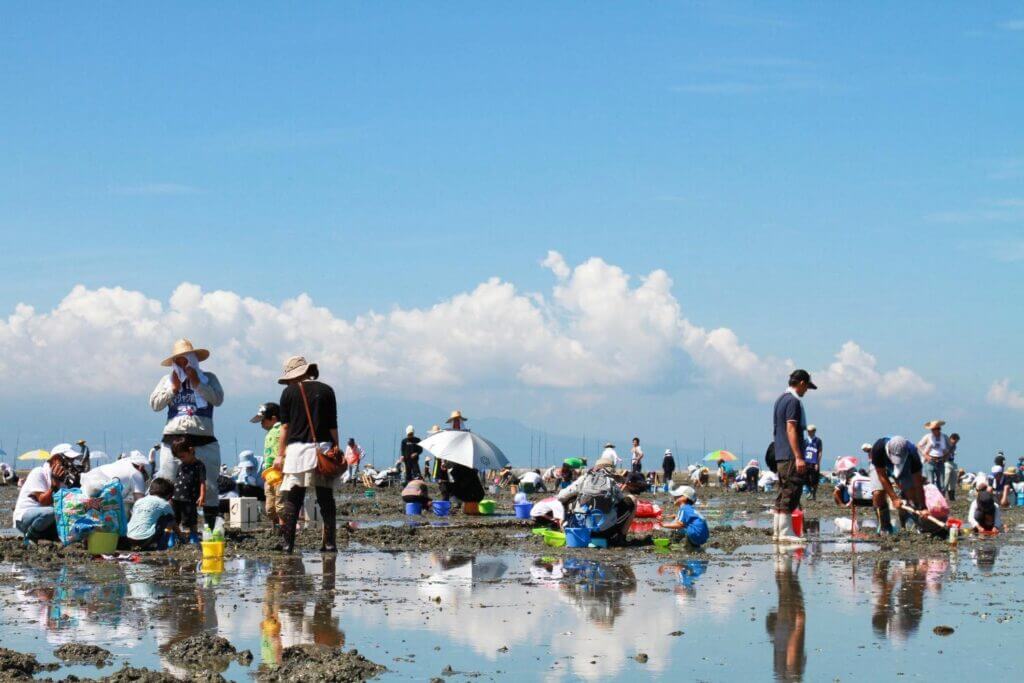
[{"xmin": 228, "ymin": 497, "xmax": 263, "ymax": 530}]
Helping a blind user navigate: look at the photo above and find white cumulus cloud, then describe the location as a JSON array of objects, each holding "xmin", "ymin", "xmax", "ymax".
[
  {"xmin": 0, "ymin": 253, "xmax": 932, "ymax": 404},
  {"xmin": 987, "ymin": 379, "xmax": 1024, "ymax": 411}
]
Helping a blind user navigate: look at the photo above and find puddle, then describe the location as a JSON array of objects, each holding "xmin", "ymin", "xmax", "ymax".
[{"xmin": 1, "ymin": 543, "xmax": 1022, "ymax": 681}]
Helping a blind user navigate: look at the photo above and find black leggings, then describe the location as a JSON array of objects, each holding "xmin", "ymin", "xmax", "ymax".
[{"xmin": 284, "ymin": 485, "xmax": 336, "ymax": 524}]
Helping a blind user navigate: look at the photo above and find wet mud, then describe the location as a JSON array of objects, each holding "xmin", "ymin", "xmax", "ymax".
[
  {"xmin": 165, "ymin": 633, "xmax": 251, "ymax": 672},
  {"xmin": 53, "ymin": 643, "xmax": 112, "ymax": 666},
  {"xmin": 0, "ymin": 647, "xmax": 58, "ymax": 680},
  {"xmin": 256, "ymin": 645, "xmax": 385, "ymax": 683}
]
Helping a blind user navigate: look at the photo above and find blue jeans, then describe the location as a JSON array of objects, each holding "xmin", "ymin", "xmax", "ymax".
[
  {"xmin": 927, "ymin": 461, "xmax": 946, "ymax": 494},
  {"xmin": 16, "ymin": 506, "xmax": 58, "ymax": 542}
]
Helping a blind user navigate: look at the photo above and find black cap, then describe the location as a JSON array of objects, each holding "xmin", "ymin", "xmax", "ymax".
[
  {"xmin": 249, "ymin": 402, "xmax": 281, "ymax": 423},
  {"xmin": 789, "ymin": 369, "xmax": 817, "ymax": 390}
]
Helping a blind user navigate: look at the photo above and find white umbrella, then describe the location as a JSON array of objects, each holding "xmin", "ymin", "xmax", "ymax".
[{"xmin": 418, "ymin": 430, "xmax": 509, "ymax": 471}]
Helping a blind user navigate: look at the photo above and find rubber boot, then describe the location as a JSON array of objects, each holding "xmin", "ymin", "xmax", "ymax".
[
  {"xmin": 777, "ymin": 512, "xmax": 806, "ymax": 544},
  {"xmin": 279, "ymin": 500, "xmax": 299, "ymax": 554},
  {"xmin": 772, "ymin": 511, "xmax": 782, "ymax": 541},
  {"xmin": 320, "ymin": 522, "xmax": 337, "ymax": 554}
]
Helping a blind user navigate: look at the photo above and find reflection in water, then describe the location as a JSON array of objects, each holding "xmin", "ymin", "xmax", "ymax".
[
  {"xmin": 261, "ymin": 556, "xmax": 345, "ymax": 664},
  {"xmin": 33, "ymin": 564, "xmax": 143, "ymax": 638},
  {"xmin": 870, "ymin": 558, "xmax": 949, "ymax": 644},
  {"xmin": 557, "ymin": 559, "xmax": 637, "ymax": 628},
  {"xmin": 972, "ymin": 546, "xmax": 999, "ymax": 574},
  {"xmin": 657, "ymin": 560, "xmax": 708, "ymax": 603},
  {"xmin": 766, "ymin": 553, "xmax": 806, "ymax": 682}
]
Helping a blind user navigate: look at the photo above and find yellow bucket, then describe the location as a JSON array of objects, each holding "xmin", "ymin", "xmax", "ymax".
[
  {"xmin": 201, "ymin": 541, "xmax": 225, "ymax": 560},
  {"xmin": 86, "ymin": 531, "xmax": 119, "ymax": 555},
  {"xmin": 201, "ymin": 557, "xmax": 225, "ymax": 574},
  {"xmin": 261, "ymin": 467, "xmax": 283, "ymax": 487}
]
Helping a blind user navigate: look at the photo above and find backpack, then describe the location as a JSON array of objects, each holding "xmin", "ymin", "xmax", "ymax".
[
  {"xmin": 765, "ymin": 442, "xmax": 777, "ymax": 473},
  {"xmin": 576, "ymin": 469, "xmax": 622, "ymax": 514}
]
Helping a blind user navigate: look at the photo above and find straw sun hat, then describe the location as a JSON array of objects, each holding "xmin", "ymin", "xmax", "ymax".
[
  {"xmin": 445, "ymin": 410, "xmax": 468, "ymax": 423},
  {"xmin": 924, "ymin": 420, "xmax": 946, "ymax": 430},
  {"xmin": 160, "ymin": 338, "xmax": 210, "ymax": 367}
]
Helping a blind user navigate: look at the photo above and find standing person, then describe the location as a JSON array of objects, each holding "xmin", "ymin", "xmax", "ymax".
[
  {"xmin": 601, "ymin": 442, "xmax": 622, "ymax": 470},
  {"xmin": 251, "ymin": 402, "xmax": 284, "ymax": 529},
  {"xmin": 399, "ymin": 426, "xmax": 423, "ymax": 484},
  {"xmin": 76, "ymin": 439, "xmax": 91, "ymax": 472},
  {"xmin": 150, "ymin": 339, "xmax": 224, "ymax": 530},
  {"xmin": 662, "ymin": 449, "xmax": 676, "ymax": 491},
  {"xmin": 946, "ymin": 433, "xmax": 960, "ymax": 502},
  {"xmin": 917, "ymin": 420, "xmax": 951, "ymax": 495},
  {"xmin": 804, "ymin": 426, "xmax": 822, "ymax": 501},
  {"xmin": 170, "ymin": 436, "xmax": 207, "ymax": 542},
  {"xmin": 344, "ymin": 438, "xmax": 363, "ymax": 488},
  {"xmin": 272, "ymin": 356, "xmax": 342, "ymax": 554},
  {"xmin": 446, "ymin": 410, "xmax": 469, "ymax": 431},
  {"xmin": 630, "ymin": 437, "xmax": 644, "ymax": 474},
  {"xmin": 771, "ymin": 369, "xmax": 817, "ymax": 543}
]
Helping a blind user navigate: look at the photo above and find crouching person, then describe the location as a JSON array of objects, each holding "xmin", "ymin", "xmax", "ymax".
[
  {"xmin": 401, "ymin": 477, "xmax": 431, "ymax": 508},
  {"xmin": 13, "ymin": 445, "xmax": 77, "ymax": 542},
  {"xmin": 125, "ymin": 478, "xmax": 182, "ymax": 550},
  {"xmin": 969, "ymin": 489, "xmax": 1005, "ymax": 534},
  {"xmin": 557, "ymin": 456, "xmax": 636, "ymax": 546},
  {"xmin": 662, "ymin": 485, "xmax": 710, "ymax": 548}
]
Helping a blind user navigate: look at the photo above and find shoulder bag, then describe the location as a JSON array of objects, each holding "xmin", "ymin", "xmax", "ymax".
[{"xmin": 298, "ymin": 382, "xmax": 346, "ymax": 479}]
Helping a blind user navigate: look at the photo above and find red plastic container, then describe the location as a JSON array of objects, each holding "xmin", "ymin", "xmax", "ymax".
[{"xmin": 791, "ymin": 509, "xmax": 804, "ymax": 537}]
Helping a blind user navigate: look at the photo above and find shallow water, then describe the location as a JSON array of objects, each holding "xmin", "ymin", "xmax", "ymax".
[{"xmin": 3, "ymin": 540, "xmax": 1023, "ymax": 681}]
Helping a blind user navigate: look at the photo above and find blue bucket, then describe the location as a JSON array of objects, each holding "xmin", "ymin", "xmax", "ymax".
[
  {"xmin": 432, "ymin": 500, "xmax": 451, "ymax": 517},
  {"xmin": 405, "ymin": 502, "xmax": 423, "ymax": 516},
  {"xmin": 565, "ymin": 527, "xmax": 592, "ymax": 548},
  {"xmin": 514, "ymin": 502, "xmax": 533, "ymax": 519}
]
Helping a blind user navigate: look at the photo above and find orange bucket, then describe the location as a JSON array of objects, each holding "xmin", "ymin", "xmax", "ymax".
[{"xmin": 463, "ymin": 502, "xmax": 480, "ymax": 515}]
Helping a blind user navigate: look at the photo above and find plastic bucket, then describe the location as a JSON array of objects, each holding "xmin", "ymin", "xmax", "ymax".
[
  {"xmin": 432, "ymin": 500, "xmax": 451, "ymax": 516},
  {"xmin": 565, "ymin": 527, "xmax": 592, "ymax": 548},
  {"xmin": 463, "ymin": 502, "xmax": 480, "ymax": 515},
  {"xmin": 514, "ymin": 502, "xmax": 533, "ymax": 519},
  {"xmin": 405, "ymin": 502, "xmax": 423, "ymax": 516},
  {"xmin": 364, "ymin": 490, "xmax": 375, "ymax": 498},
  {"xmin": 261, "ymin": 468, "xmax": 283, "ymax": 487},
  {"xmin": 653, "ymin": 537, "xmax": 671, "ymax": 549},
  {"xmin": 588, "ymin": 537, "xmax": 608, "ymax": 548},
  {"xmin": 86, "ymin": 531, "xmax": 119, "ymax": 555},
  {"xmin": 201, "ymin": 541, "xmax": 225, "ymax": 560},
  {"xmin": 478, "ymin": 500, "xmax": 496, "ymax": 516},
  {"xmin": 542, "ymin": 530, "xmax": 566, "ymax": 547},
  {"xmin": 201, "ymin": 558, "xmax": 225, "ymax": 574}
]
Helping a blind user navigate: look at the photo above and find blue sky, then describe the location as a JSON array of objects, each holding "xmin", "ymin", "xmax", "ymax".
[{"xmin": 1, "ymin": 3, "xmax": 1022, "ymax": 468}]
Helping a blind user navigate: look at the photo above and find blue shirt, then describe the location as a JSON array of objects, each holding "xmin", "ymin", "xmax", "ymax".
[
  {"xmin": 805, "ymin": 436, "xmax": 822, "ymax": 465},
  {"xmin": 675, "ymin": 503, "xmax": 709, "ymax": 547},
  {"xmin": 772, "ymin": 391, "xmax": 806, "ymax": 462},
  {"xmin": 127, "ymin": 495, "xmax": 174, "ymax": 540}
]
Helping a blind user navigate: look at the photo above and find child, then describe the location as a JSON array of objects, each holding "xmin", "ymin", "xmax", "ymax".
[
  {"xmin": 662, "ymin": 485, "xmax": 709, "ymax": 548},
  {"xmin": 126, "ymin": 477, "xmax": 182, "ymax": 550},
  {"xmin": 969, "ymin": 490, "xmax": 1005, "ymax": 534},
  {"xmin": 170, "ymin": 436, "xmax": 206, "ymax": 542}
]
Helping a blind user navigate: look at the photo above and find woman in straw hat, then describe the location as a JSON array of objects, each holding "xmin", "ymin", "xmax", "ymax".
[
  {"xmin": 150, "ymin": 339, "xmax": 224, "ymax": 529},
  {"xmin": 272, "ymin": 355, "xmax": 340, "ymax": 553},
  {"xmin": 916, "ymin": 420, "xmax": 951, "ymax": 496}
]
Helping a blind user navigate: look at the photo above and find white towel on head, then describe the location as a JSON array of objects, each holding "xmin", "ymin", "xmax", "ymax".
[{"xmin": 171, "ymin": 352, "xmax": 210, "ymax": 409}]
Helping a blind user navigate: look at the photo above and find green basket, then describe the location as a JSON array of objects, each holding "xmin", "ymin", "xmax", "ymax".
[{"xmin": 478, "ymin": 499, "xmax": 496, "ymax": 515}]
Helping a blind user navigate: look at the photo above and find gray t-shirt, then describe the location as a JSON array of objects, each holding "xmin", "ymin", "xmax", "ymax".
[{"xmin": 772, "ymin": 391, "xmax": 806, "ymax": 462}]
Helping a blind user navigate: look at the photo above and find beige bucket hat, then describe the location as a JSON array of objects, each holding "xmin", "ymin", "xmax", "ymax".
[
  {"xmin": 161, "ymin": 338, "xmax": 210, "ymax": 367},
  {"xmin": 278, "ymin": 355, "xmax": 319, "ymax": 384},
  {"xmin": 445, "ymin": 410, "xmax": 468, "ymax": 423}
]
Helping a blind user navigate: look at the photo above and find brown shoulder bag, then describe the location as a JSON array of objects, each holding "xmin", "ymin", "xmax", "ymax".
[{"xmin": 298, "ymin": 381, "xmax": 346, "ymax": 479}]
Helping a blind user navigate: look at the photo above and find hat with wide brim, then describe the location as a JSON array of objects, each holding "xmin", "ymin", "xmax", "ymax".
[
  {"xmin": 161, "ymin": 338, "xmax": 210, "ymax": 367},
  {"xmin": 924, "ymin": 420, "xmax": 946, "ymax": 430},
  {"xmin": 278, "ymin": 355, "xmax": 319, "ymax": 384},
  {"xmin": 445, "ymin": 410, "xmax": 468, "ymax": 423}
]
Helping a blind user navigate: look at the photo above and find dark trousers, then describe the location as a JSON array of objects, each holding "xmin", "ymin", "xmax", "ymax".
[
  {"xmin": 173, "ymin": 500, "xmax": 199, "ymax": 531},
  {"xmin": 774, "ymin": 460, "xmax": 804, "ymax": 513},
  {"xmin": 281, "ymin": 485, "xmax": 336, "ymax": 551},
  {"xmin": 632, "ymin": 462, "xmax": 642, "ymax": 473},
  {"xmin": 663, "ymin": 468, "xmax": 674, "ymax": 486},
  {"xmin": 403, "ymin": 460, "xmax": 421, "ymax": 483}
]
